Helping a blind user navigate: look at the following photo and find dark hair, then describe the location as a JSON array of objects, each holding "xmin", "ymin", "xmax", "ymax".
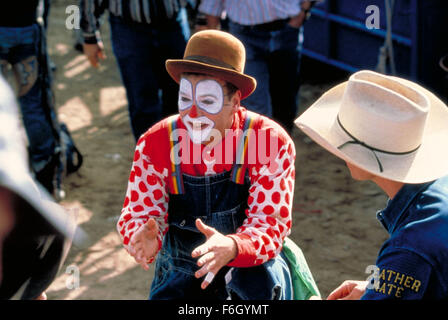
[{"xmin": 225, "ymin": 82, "xmax": 238, "ymax": 96}]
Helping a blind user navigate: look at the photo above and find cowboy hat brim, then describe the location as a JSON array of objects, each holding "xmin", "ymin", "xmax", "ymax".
[
  {"xmin": 0, "ymin": 155, "xmax": 87, "ymax": 299},
  {"xmin": 294, "ymin": 78, "xmax": 448, "ymax": 183},
  {"xmin": 0, "ymin": 154, "xmax": 86, "ymax": 245},
  {"xmin": 166, "ymin": 59, "xmax": 257, "ymax": 100}
]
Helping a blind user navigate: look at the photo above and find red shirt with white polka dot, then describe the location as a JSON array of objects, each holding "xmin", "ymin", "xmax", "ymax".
[{"xmin": 117, "ymin": 108, "xmax": 295, "ymax": 267}]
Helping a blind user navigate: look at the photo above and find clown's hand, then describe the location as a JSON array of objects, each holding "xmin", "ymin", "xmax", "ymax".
[
  {"xmin": 191, "ymin": 219, "xmax": 237, "ymax": 289},
  {"xmin": 128, "ymin": 218, "xmax": 159, "ymax": 271}
]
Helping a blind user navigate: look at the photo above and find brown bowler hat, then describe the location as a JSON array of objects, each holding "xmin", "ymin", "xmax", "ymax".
[{"xmin": 166, "ymin": 30, "xmax": 257, "ymax": 100}]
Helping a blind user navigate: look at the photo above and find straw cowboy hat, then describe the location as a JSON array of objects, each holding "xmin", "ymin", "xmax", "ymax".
[
  {"xmin": 166, "ymin": 29, "xmax": 257, "ymax": 100},
  {"xmin": 294, "ymin": 70, "xmax": 448, "ymax": 183},
  {"xmin": 0, "ymin": 76, "xmax": 85, "ymax": 299}
]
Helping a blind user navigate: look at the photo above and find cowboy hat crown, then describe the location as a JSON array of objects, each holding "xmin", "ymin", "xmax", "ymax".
[
  {"xmin": 337, "ymin": 71, "xmax": 429, "ymax": 154},
  {"xmin": 295, "ymin": 70, "xmax": 448, "ymax": 183}
]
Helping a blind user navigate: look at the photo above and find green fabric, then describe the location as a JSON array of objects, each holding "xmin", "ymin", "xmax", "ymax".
[{"xmin": 282, "ymin": 237, "xmax": 321, "ymax": 300}]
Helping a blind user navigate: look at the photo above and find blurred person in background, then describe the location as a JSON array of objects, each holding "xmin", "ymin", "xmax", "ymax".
[
  {"xmin": 0, "ymin": 0, "xmax": 59, "ymax": 194},
  {"xmin": 198, "ymin": 0, "xmax": 319, "ymax": 133},
  {"xmin": 0, "ymin": 75, "xmax": 84, "ymax": 300},
  {"xmin": 80, "ymin": 0, "xmax": 192, "ymax": 141}
]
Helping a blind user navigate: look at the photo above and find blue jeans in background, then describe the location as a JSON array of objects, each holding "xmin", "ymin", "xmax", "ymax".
[
  {"xmin": 229, "ymin": 20, "xmax": 303, "ymax": 133},
  {"xmin": 0, "ymin": 24, "xmax": 56, "ymax": 173},
  {"xmin": 109, "ymin": 9, "xmax": 190, "ymax": 141}
]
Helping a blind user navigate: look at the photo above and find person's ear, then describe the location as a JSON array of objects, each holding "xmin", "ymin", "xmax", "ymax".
[{"xmin": 231, "ymin": 90, "xmax": 242, "ymax": 112}]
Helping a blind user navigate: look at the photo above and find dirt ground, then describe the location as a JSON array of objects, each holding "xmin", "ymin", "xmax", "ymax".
[{"xmin": 44, "ymin": 0, "xmax": 389, "ymax": 300}]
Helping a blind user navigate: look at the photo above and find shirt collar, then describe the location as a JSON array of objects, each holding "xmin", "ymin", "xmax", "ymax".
[{"xmin": 376, "ymin": 181, "xmax": 433, "ymax": 234}]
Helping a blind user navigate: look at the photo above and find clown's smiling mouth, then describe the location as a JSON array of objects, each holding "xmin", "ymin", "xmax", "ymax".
[
  {"xmin": 182, "ymin": 114, "xmax": 215, "ymax": 144},
  {"xmin": 188, "ymin": 121, "xmax": 210, "ymax": 130}
]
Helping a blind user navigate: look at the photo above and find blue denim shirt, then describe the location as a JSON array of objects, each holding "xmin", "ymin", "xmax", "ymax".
[{"xmin": 362, "ymin": 175, "xmax": 448, "ymax": 300}]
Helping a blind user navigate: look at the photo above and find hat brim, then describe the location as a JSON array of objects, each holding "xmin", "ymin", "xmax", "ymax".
[
  {"xmin": 0, "ymin": 156, "xmax": 86, "ymax": 245},
  {"xmin": 166, "ymin": 59, "xmax": 257, "ymax": 100},
  {"xmin": 0, "ymin": 157, "xmax": 87, "ymax": 299},
  {"xmin": 294, "ymin": 78, "xmax": 448, "ymax": 183}
]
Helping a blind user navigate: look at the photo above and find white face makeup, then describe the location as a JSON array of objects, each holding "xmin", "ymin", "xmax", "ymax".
[
  {"xmin": 195, "ymin": 79, "xmax": 224, "ymax": 114},
  {"xmin": 182, "ymin": 114, "xmax": 215, "ymax": 144},
  {"xmin": 179, "ymin": 77, "xmax": 228, "ymax": 144},
  {"xmin": 178, "ymin": 78, "xmax": 193, "ymax": 111},
  {"xmin": 178, "ymin": 78, "xmax": 224, "ymax": 114}
]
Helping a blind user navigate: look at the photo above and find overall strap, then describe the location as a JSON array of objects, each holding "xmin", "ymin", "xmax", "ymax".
[
  {"xmin": 167, "ymin": 116, "xmax": 185, "ymax": 195},
  {"xmin": 231, "ymin": 111, "xmax": 257, "ymax": 184}
]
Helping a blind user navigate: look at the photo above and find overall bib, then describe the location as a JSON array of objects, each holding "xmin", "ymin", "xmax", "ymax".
[{"xmin": 149, "ymin": 113, "xmax": 293, "ymax": 300}]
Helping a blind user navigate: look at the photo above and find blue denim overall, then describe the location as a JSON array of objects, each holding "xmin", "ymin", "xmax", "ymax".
[
  {"xmin": 0, "ymin": 24, "xmax": 56, "ymax": 174},
  {"xmin": 149, "ymin": 114, "xmax": 293, "ymax": 300}
]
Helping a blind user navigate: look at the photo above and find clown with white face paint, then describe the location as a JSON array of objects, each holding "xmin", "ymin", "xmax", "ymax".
[
  {"xmin": 118, "ymin": 30, "xmax": 319, "ymax": 301},
  {"xmin": 178, "ymin": 77, "xmax": 225, "ymax": 144}
]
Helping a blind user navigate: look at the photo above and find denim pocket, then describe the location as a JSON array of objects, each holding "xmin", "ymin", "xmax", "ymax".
[
  {"xmin": 208, "ymin": 203, "xmax": 246, "ymax": 235},
  {"xmin": 169, "ymin": 212, "xmax": 207, "ymax": 233},
  {"xmin": 150, "ymin": 252, "xmax": 172, "ymax": 293}
]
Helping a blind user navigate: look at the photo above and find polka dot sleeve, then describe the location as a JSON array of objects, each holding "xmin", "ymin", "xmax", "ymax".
[
  {"xmin": 227, "ymin": 140, "xmax": 295, "ymax": 267},
  {"xmin": 116, "ymin": 138, "xmax": 170, "ymax": 260}
]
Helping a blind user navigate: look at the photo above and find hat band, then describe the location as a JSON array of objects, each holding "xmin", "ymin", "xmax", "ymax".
[
  {"xmin": 336, "ymin": 115, "xmax": 421, "ymax": 173},
  {"xmin": 184, "ymin": 55, "xmax": 238, "ymax": 71}
]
